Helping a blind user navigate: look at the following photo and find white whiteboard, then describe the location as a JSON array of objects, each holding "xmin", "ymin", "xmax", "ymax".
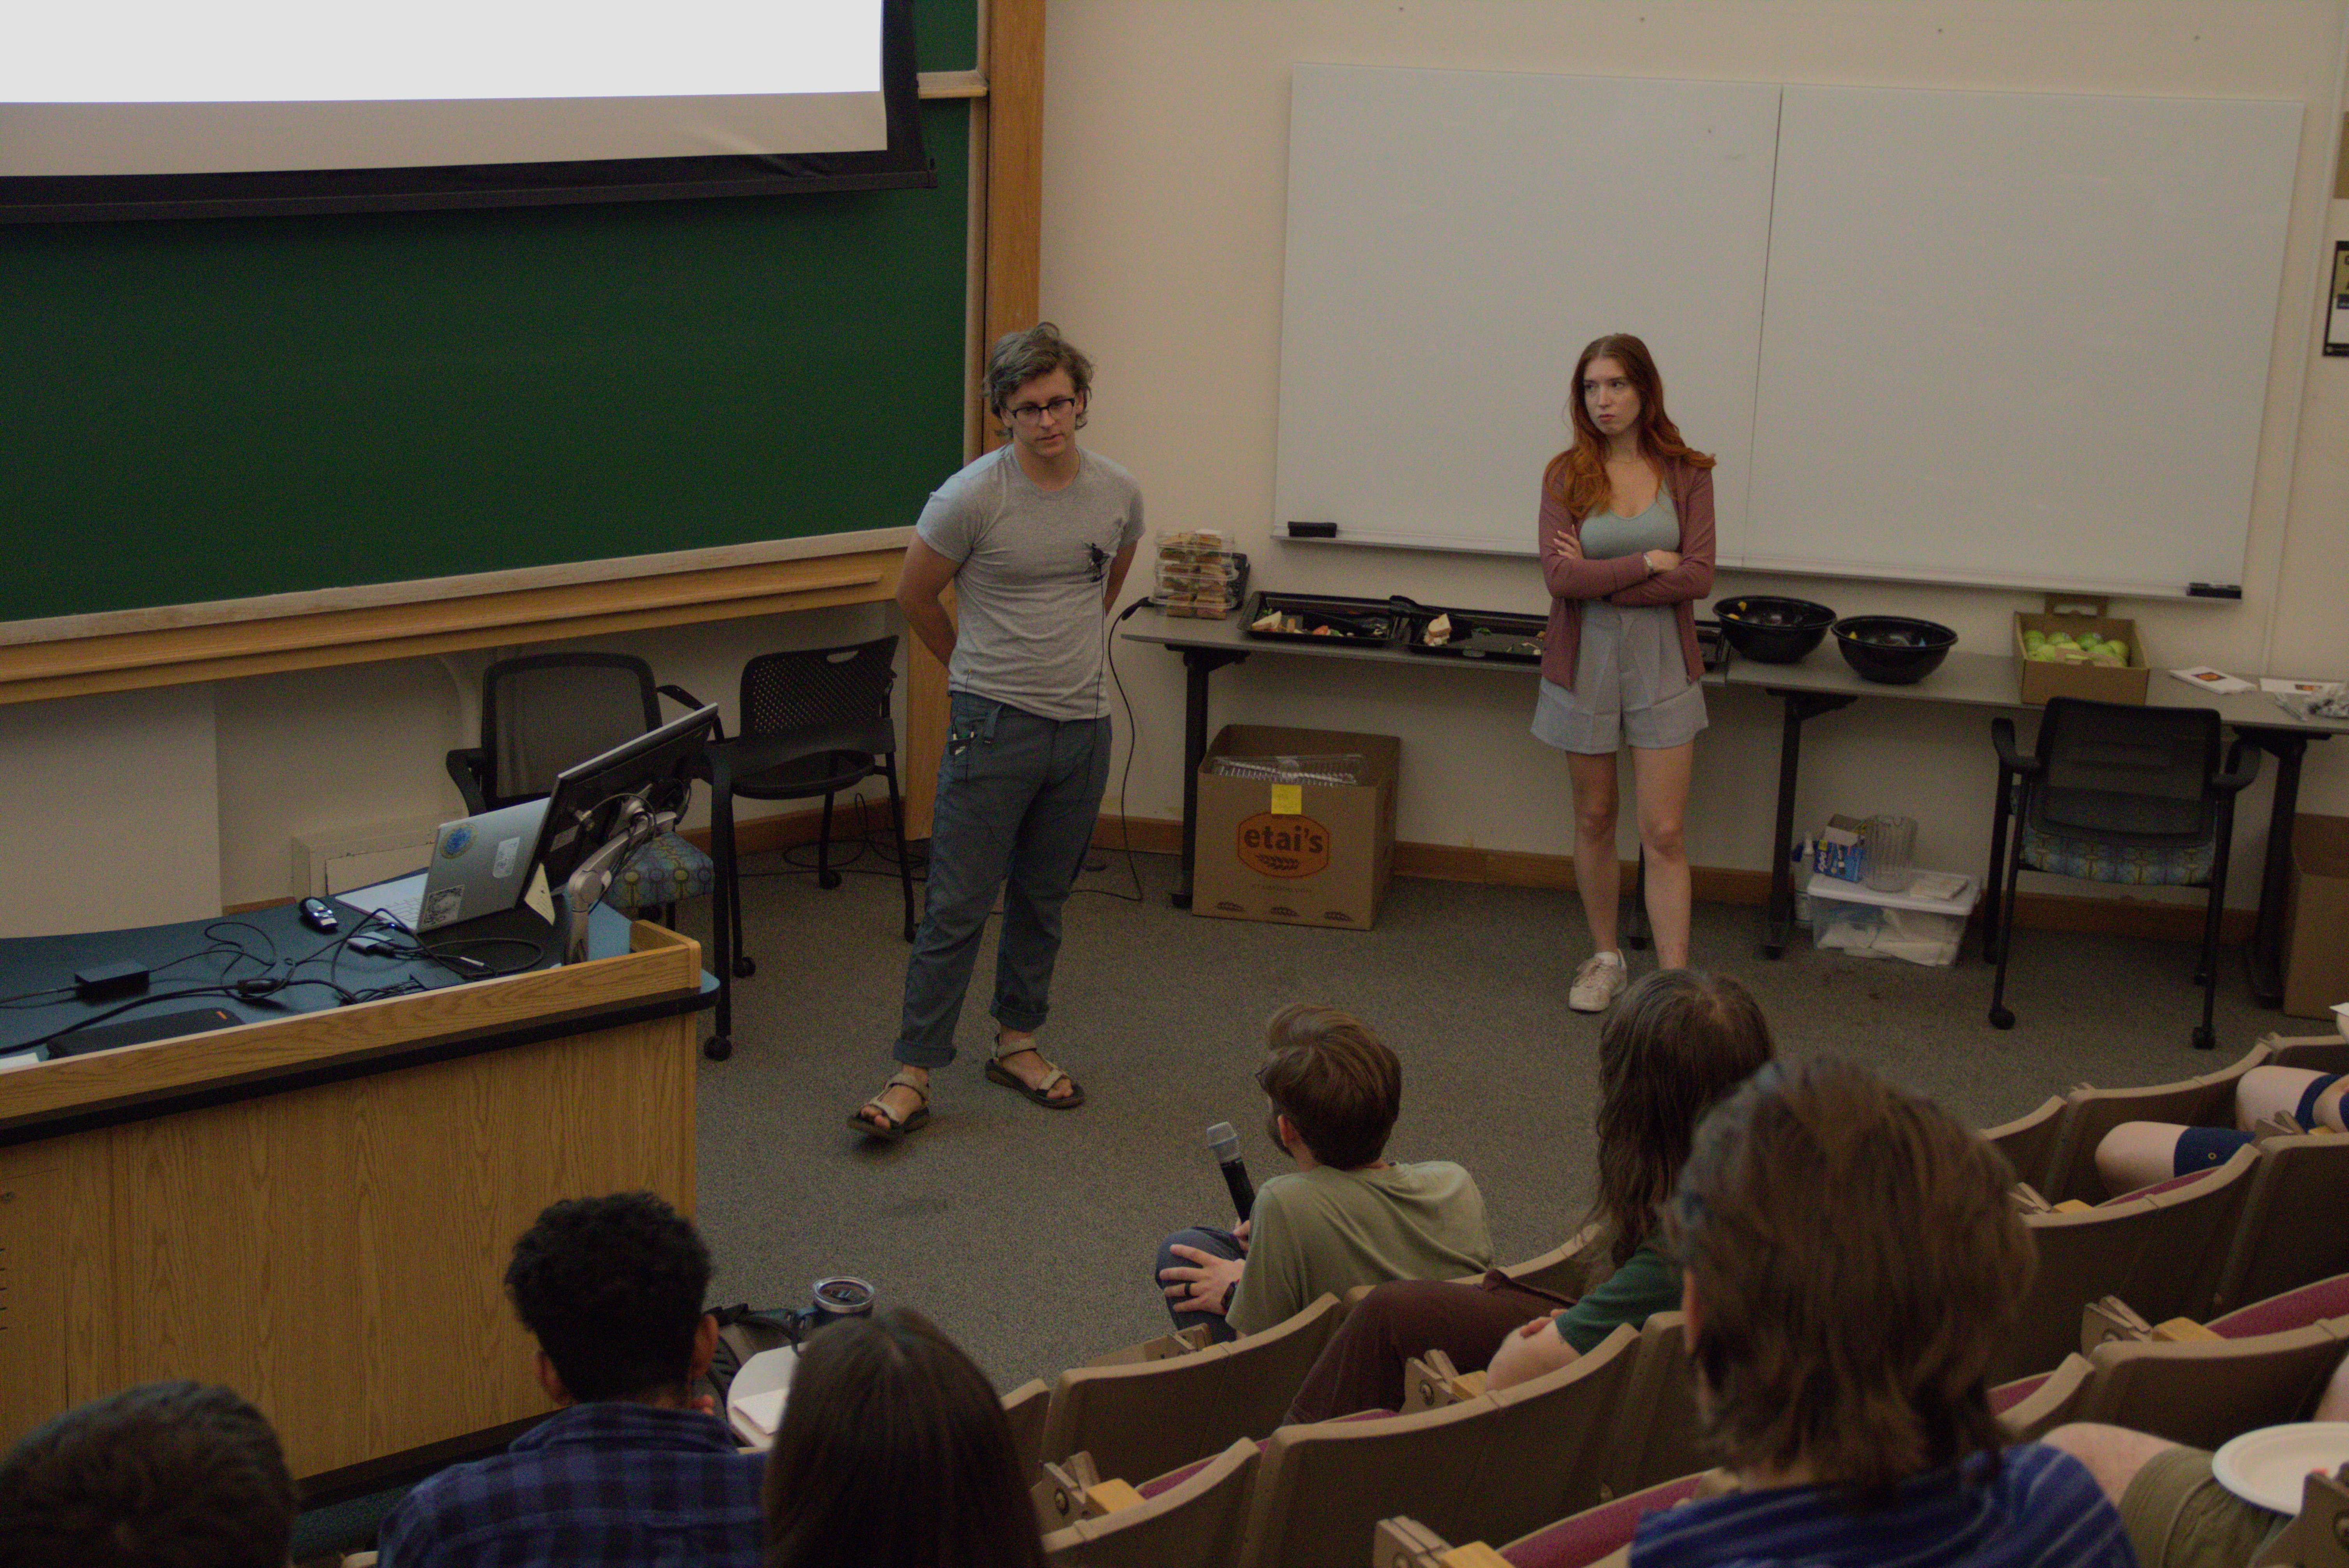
[
  {"xmin": 1273, "ymin": 64, "xmax": 1780, "ymax": 555},
  {"xmin": 1274, "ymin": 65, "xmax": 2301, "ymax": 596},
  {"xmin": 1745, "ymin": 85, "xmax": 2299, "ymax": 595}
]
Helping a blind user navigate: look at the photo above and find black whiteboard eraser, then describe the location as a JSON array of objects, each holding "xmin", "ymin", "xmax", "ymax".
[
  {"xmin": 2187, "ymin": 583, "xmax": 2243, "ymax": 599},
  {"xmin": 1287, "ymin": 521, "xmax": 1338, "ymax": 539}
]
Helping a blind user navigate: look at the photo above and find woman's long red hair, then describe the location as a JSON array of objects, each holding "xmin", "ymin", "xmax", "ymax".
[{"xmin": 1545, "ymin": 333, "xmax": 1714, "ymax": 520}]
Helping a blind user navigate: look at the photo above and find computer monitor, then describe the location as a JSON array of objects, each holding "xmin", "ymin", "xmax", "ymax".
[{"xmin": 534, "ymin": 704, "xmax": 721, "ymax": 890}]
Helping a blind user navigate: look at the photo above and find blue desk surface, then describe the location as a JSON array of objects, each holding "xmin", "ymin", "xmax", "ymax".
[{"xmin": 0, "ymin": 885, "xmax": 704, "ymax": 1063}]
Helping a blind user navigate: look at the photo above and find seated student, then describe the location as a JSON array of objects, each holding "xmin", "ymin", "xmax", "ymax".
[
  {"xmin": 1617, "ymin": 1057, "xmax": 2133, "ymax": 1568},
  {"xmin": 2045, "ymin": 1348, "xmax": 2349, "ymax": 1568},
  {"xmin": 0, "ymin": 1380, "xmax": 298, "ymax": 1568},
  {"xmin": 378, "ymin": 1191, "xmax": 764, "ymax": 1568},
  {"xmin": 2096, "ymin": 1066, "xmax": 2347, "ymax": 1196},
  {"xmin": 762, "ymin": 1309, "xmax": 1045, "ymax": 1568},
  {"xmin": 1156, "ymin": 1003, "xmax": 1493, "ymax": 1342},
  {"xmin": 1286, "ymin": 969, "xmax": 1773, "ymax": 1421}
]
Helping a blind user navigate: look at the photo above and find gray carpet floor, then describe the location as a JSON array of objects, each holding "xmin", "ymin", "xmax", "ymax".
[{"xmin": 677, "ymin": 841, "xmax": 2289, "ymax": 1392}]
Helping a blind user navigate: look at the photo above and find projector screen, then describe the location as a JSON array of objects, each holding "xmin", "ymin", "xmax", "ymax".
[{"xmin": 0, "ymin": 0, "xmax": 928, "ymax": 219}]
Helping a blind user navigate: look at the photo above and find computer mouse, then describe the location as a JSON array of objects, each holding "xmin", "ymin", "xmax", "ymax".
[{"xmin": 298, "ymin": 898, "xmax": 339, "ymax": 934}]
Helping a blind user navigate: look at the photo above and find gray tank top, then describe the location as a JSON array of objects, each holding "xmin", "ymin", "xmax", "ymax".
[{"xmin": 1578, "ymin": 489, "xmax": 1678, "ymax": 559}]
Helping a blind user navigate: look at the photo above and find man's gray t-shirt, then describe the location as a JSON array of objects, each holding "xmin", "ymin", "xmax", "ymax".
[{"xmin": 915, "ymin": 444, "xmax": 1145, "ymax": 720}]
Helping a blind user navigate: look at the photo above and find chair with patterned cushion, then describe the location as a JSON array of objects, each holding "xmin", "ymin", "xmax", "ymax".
[
  {"xmin": 445, "ymin": 652, "xmax": 716, "ymax": 928},
  {"xmin": 1985, "ymin": 698, "xmax": 2257, "ymax": 1050}
]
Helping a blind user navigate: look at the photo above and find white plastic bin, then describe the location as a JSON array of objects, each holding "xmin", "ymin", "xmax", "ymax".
[{"xmin": 1809, "ymin": 870, "xmax": 1979, "ymax": 966}]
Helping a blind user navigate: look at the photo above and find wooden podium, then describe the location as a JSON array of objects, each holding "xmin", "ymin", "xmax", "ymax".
[{"xmin": 0, "ymin": 920, "xmax": 706, "ymax": 1485}]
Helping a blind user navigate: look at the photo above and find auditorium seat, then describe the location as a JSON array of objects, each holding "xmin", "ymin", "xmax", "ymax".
[
  {"xmin": 2209, "ymin": 1271, "xmax": 2349, "ymax": 1338},
  {"xmin": 1605, "ymin": 1311, "xmax": 1704, "ymax": 1501},
  {"xmin": 2037, "ymin": 1042, "xmax": 2271, "ymax": 1206},
  {"xmin": 1232, "ymin": 1322, "xmax": 1642, "ymax": 1568},
  {"xmin": 1002, "ymin": 1378, "xmax": 1052, "ymax": 1482},
  {"xmin": 1996, "ymin": 1354, "xmax": 2096, "ymax": 1439},
  {"xmin": 2266, "ymin": 1033, "xmax": 2349, "ymax": 1075},
  {"xmin": 1982, "ymin": 1095, "xmax": 2072, "ymax": 1196},
  {"xmin": 1997, "ymin": 1146, "xmax": 2258, "ymax": 1383},
  {"xmin": 1040, "ymin": 1438, "xmax": 1259, "ymax": 1567},
  {"xmin": 2062, "ymin": 1318, "xmax": 2346, "ymax": 1451},
  {"xmin": 2212, "ymin": 1132, "xmax": 2349, "ymax": 1317},
  {"xmin": 1040, "ymin": 1294, "xmax": 1347, "ymax": 1488},
  {"xmin": 1375, "ymin": 1472, "xmax": 1717, "ymax": 1568}
]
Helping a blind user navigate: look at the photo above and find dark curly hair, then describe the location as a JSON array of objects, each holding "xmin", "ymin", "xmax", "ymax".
[
  {"xmin": 506, "ymin": 1191, "xmax": 712, "ymax": 1403},
  {"xmin": 0, "ymin": 1380, "xmax": 295, "ymax": 1568}
]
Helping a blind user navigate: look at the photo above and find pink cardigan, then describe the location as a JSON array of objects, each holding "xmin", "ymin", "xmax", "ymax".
[{"xmin": 1537, "ymin": 457, "xmax": 1716, "ymax": 692}]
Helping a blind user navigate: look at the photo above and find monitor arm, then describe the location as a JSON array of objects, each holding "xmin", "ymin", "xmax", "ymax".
[{"xmin": 561, "ymin": 797, "xmax": 676, "ymax": 964}]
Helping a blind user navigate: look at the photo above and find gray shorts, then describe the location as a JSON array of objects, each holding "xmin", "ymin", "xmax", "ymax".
[{"xmin": 1531, "ymin": 601, "xmax": 1707, "ymax": 754}]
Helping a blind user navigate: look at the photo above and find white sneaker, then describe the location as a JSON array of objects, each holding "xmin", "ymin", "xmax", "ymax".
[{"xmin": 1569, "ymin": 953, "xmax": 1628, "ymax": 1013}]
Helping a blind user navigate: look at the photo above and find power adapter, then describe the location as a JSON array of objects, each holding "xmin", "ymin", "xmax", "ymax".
[{"xmin": 73, "ymin": 959, "xmax": 151, "ymax": 1000}]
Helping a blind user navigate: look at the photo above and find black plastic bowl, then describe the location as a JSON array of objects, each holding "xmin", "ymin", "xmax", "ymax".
[
  {"xmin": 1832, "ymin": 616, "xmax": 1958, "ymax": 684},
  {"xmin": 1713, "ymin": 596, "xmax": 1837, "ymax": 663}
]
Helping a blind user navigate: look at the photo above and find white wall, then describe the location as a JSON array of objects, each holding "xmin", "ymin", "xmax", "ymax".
[
  {"xmin": 0, "ymin": 686, "xmax": 221, "ymax": 935},
  {"xmin": 1047, "ymin": 0, "xmax": 2349, "ymax": 899},
  {"xmin": 7, "ymin": 0, "xmax": 2346, "ymax": 929}
]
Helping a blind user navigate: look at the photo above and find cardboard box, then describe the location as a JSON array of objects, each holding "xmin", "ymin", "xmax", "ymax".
[
  {"xmin": 2014, "ymin": 609, "xmax": 2151, "ymax": 706},
  {"xmin": 2283, "ymin": 812, "xmax": 2349, "ymax": 1019},
  {"xmin": 1193, "ymin": 725, "xmax": 1398, "ymax": 929}
]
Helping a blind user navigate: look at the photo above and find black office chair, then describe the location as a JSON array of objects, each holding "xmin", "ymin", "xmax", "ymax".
[
  {"xmin": 1985, "ymin": 697, "xmax": 2258, "ymax": 1050},
  {"xmin": 699, "ymin": 636, "xmax": 916, "ymax": 1062},
  {"xmin": 445, "ymin": 653, "xmax": 717, "ymax": 928}
]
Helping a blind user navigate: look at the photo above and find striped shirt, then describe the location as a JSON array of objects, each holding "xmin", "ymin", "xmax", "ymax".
[
  {"xmin": 1630, "ymin": 1443, "xmax": 2136, "ymax": 1568},
  {"xmin": 377, "ymin": 1401, "xmax": 767, "ymax": 1568}
]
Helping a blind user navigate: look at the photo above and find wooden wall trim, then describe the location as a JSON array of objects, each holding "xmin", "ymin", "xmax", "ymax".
[
  {"xmin": 983, "ymin": 0, "xmax": 1046, "ymax": 342},
  {"xmin": 1087, "ymin": 814, "xmax": 2260, "ymax": 947},
  {"xmin": 0, "ymin": 550, "xmax": 904, "ymax": 707}
]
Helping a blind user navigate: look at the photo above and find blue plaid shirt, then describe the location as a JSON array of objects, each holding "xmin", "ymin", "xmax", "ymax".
[{"xmin": 377, "ymin": 1401, "xmax": 767, "ymax": 1568}]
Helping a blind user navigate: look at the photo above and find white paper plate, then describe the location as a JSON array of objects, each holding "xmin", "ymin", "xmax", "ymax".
[{"xmin": 2211, "ymin": 1422, "xmax": 2349, "ymax": 1514}]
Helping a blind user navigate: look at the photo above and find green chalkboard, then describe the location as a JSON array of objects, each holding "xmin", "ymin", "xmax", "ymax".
[{"xmin": 0, "ymin": 0, "xmax": 976, "ymax": 627}]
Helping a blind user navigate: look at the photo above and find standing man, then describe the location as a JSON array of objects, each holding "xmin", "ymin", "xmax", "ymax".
[{"xmin": 852, "ymin": 323, "xmax": 1143, "ymax": 1141}]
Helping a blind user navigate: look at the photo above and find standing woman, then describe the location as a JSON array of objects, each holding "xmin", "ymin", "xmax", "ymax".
[{"xmin": 1535, "ymin": 334, "xmax": 1715, "ymax": 1011}]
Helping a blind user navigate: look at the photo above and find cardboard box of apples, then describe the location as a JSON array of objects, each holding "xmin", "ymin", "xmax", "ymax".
[{"xmin": 2014, "ymin": 606, "xmax": 2151, "ymax": 706}]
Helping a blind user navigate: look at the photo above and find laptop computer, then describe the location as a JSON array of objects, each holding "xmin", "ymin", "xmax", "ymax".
[{"xmin": 350, "ymin": 799, "xmax": 552, "ymax": 934}]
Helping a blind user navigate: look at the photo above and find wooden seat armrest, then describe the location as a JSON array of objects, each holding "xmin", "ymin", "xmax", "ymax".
[
  {"xmin": 2083, "ymin": 1295, "xmax": 2156, "ymax": 1352},
  {"xmin": 1371, "ymin": 1518, "xmax": 1510, "ymax": 1568},
  {"xmin": 2251, "ymin": 1467, "xmax": 2349, "ymax": 1568}
]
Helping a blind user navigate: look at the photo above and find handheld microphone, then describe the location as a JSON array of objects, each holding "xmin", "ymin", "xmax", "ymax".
[{"xmin": 1206, "ymin": 1121, "xmax": 1254, "ymax": 1222}]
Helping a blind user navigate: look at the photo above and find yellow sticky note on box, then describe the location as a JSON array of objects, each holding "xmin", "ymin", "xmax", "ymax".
[{"xmin": 1269, "ymin": 782, "xmax": 1303, "ymax": 815}]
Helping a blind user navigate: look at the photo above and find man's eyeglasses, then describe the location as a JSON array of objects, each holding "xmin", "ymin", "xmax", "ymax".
[{"xmin": 1006, "ymin": 395, "xmax": 1081, "ymax": 426}]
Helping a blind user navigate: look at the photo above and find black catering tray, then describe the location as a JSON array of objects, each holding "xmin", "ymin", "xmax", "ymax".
[
  {"xmin": 1242, "ymin": 591, "xmax": 1412, "ymax": 648},
  {"xmin": 1398, "ymin": 605, "xmax": 1548, "ymax": 664}
]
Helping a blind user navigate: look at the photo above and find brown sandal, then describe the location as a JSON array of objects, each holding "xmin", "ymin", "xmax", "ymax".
[
  {"xmin": 850, "ymin": 1070, "xmax": 931, "ymax": 1141},
  {"xmin": 986, "ymin": 1037, "xmax": 1086, "ymax": 1110}
]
